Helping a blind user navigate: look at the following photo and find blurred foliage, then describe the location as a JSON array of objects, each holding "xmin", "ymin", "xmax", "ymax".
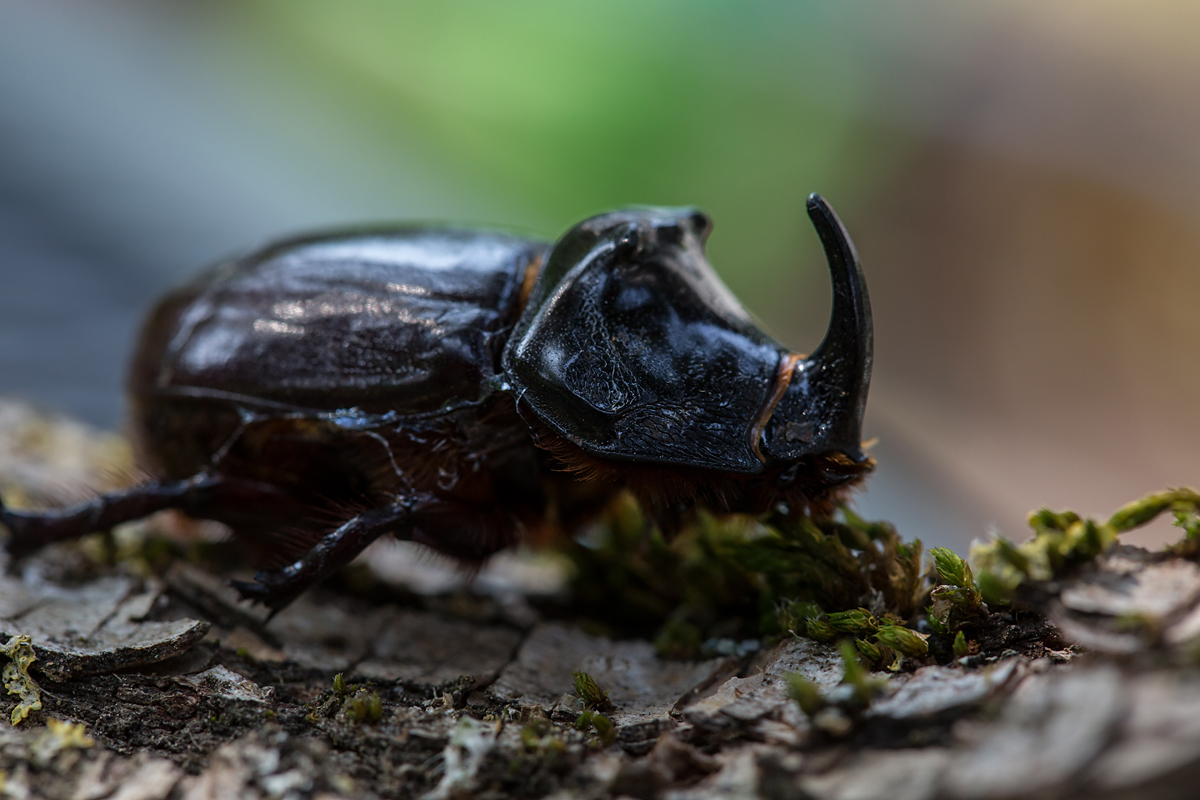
[
  {"xmin": 973, "ymin": 487, "xmax": 1200, "ymax": 602},
  {"xmin": 786, "ymin": 640, "xmax": 887, "ymax": 738},
  {"xmin": 574, "ymin": 709, "xmax": 616, "ymax": 746},
  {"xmin": 225, "ymin": 0, "xmax": 910, "ymax": 338},
  {"xmin": 343, "ymin": 689, "xmax": 384, "ymax": 725}
]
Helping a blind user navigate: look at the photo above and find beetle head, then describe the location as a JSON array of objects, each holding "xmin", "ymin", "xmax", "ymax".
[{"xmin": 503, "ymin": 196, "xmax": 872, "ymax": 485}]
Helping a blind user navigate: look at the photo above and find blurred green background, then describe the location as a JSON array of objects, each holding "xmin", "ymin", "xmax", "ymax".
[{"xmin": 3, "ymin": 0, "xmax": 1200, "ymax": 550}]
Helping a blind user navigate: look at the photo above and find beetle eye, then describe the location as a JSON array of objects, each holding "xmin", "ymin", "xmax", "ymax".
[{"xmin": 690, "ymin": 211, "xmax": 713, "ymax": 239}]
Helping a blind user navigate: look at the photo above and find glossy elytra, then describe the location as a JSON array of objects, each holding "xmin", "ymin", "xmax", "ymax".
[{"xmin": 0, "ymin": 194, "xmax": 873, "ymax": 612}]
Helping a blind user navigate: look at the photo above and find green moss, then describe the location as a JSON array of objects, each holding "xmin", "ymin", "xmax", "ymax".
[
  {"xmin": 804, "ymin": 618, "xmax": 838, "ymax": 644},
  {"xmin": 854, "ymin": 637, "xmax": 885, "ymax": 665},
  {"xmin": 925, "ymin": 547, "xmax": 989, "ymax": 636},
  {"xmin": 785, "ymin": 672, "xmax": 826, "ymax": 717},
  {"xmin": 520, "ymin": 719, "xmax": 566, "ymax": 754},
  {"xmin": 306, "ymin": 672, "xmax": 362, "ymax": 723},
  {"xmin": 1169, "ymin": 504, "xmax": 1200, "ymax": 558},
  {"xmin": 787, "ymin": 640, "xmax": 888, "ymax": 737},
  {"xmin": 561, "ymin": 493, "xmax": 931, "ymax": 656},
  {"xmin": 973, "ymin": 487, "xmax": 1200, "ymax": 602},
  {"xmin": 931, "ymin": 547, "xmax": 971, "ymax": 589},
  {"xmin": 0, "ymin": 635, "xmax": 41, "ymax": 726},
  {"xmin": 574, "ymin": 710, "xmax": 615, "ymax": 746},
  {"xmin": 571, "ymin": 671, "xmax": 614, "ymax": 713},
  {"xmin": 562, "ymin": 486, "xmax": 1200, "ymax": 672},
  {"xmin": 952, "ymin": 631, "xmax": 969, "ymax": 659},
  {"xmin": 1110, "ymin": 490, "xmax": 1198, "ymax": 531},
  {"xmin": 875, "ymin": 623, "xmax": 929, "ymax": 660},
  {"xmin": 343, "ymin": 690, "xmax": 383, "ymax": 724},
  {"xmin": 839, "ymin": 640, "xmax": 888, "ymax": 706},
  {"xmin": 826, "ymin": 608, "xmax": 879, "ymax": 635}
]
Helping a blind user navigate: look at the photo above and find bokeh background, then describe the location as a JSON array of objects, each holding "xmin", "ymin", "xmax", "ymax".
[{"xmin": 3, "ymin": 0, "xmax": 1199, "ymax": 551}]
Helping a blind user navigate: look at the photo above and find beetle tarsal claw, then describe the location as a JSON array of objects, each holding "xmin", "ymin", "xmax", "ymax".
[
  {"xmin": 231, "ymin": 572, "xmax": 298, "ymax": 617},
  {"xmin": 229, "ymin": 578, "xmax": 266, "ymax": 602}
]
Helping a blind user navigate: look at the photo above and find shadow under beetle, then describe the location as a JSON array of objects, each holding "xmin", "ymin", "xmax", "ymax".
[{"xmin": 0, "ymin": 194, "xmax": 873, "ymax": 612}]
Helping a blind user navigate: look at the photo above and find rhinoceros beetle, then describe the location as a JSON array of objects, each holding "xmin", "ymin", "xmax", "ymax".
[{"xmin": 0, "ymin": 194, "xmax": 872, "ymax": 612}]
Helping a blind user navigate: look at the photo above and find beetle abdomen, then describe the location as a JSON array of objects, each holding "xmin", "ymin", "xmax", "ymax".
[{"xmin": 131, "ymin": 228, "xmax": 546, "ymax": 420}]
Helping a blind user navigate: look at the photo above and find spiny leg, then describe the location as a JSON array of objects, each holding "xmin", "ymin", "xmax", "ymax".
[
  {"xmin": 0, "ymin": 474, "xmax": 304, "ymax": 560},
  {"xmin": 0, "ymin": 475, "xmax": 224, "ymax": 559},
  {"xmin": 233, "ymin": 495, "xmax": 521, "ymax": 614},
  {"xmin": 232, "ymin": 496, "xmax": 429, "ymax": 613}
]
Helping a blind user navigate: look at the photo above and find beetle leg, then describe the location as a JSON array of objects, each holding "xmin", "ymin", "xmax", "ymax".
[
  {"xmin": 232, "ymin": 496, "xmax": 430, "ymax": 614},
  {"xmin": 0, "ymin": 474, "xmax": 305, "ymax": 561},
  {"xmin": 0, "ymin": 474, "xmax": 224, "ymax": 560},
  {"xmin": 233, "ymin": 495, "xmax": 521, "ymax": 614}
]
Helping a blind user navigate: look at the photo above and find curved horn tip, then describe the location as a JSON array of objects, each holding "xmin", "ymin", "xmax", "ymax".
[{"xmin": 805, "ymin": 193, "xmax": 841, "ymax": 229}]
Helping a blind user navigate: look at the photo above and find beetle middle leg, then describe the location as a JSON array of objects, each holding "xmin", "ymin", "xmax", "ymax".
[{"xmin": 233, "ymin": 495, "xmax": 521, "ymax": 613}]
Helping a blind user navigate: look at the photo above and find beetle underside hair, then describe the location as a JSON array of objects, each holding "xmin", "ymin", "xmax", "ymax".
[{"xmin": 529, "ymin": 422, "xmax": 873, "ymax": 528}]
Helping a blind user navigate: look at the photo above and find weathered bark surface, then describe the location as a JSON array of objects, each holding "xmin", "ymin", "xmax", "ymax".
[{"xmin": 0, "ymin": 399, "xmax": 1198, "ymax": 800}]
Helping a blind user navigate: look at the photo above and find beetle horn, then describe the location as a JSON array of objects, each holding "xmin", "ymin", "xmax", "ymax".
[{"xmin": 802, "ymin": 193, "xmax": 873, "ymax": 459}]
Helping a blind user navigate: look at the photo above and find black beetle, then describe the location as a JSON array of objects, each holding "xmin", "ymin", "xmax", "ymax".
[{"xmin": 0, "ymin": 194, "xmax": 872, "ymax": 612}]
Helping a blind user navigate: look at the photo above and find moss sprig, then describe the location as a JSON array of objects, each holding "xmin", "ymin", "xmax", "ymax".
[
  {"xmin": 574, "ymin": 710, "xmax": 616, "ymax": 746},
  {"xmin": 926, "ymin": 547, "xmax": 989, "ymax": 635},
  {"xmin": 786, "ymin": 640, "xmax": 889, "ymax": 737},
  {"xmin": 343, "ymin": 690, "xmax": 383, "ymax": 724},
  {"xmin": 972, "ymin": 487, "xmax": 1200, "ymax": 603},
  {"xmin": 571, "ymin": 671, "xmax": 614, "ymax": 714}
]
